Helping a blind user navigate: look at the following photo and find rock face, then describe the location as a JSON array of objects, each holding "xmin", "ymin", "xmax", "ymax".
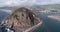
[{"xmin": 1, "ymin": 7, "xmax": 41, "ymax": 32}]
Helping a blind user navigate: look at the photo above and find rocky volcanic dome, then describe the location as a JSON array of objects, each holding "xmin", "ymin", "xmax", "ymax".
[{"xmin": 1, "ymin": 7, "xmax": 42, "ymax": 32}]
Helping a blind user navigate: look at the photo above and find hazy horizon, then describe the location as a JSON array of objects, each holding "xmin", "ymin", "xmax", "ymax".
[{"xmin": 0, "ymin": 0, "xmax": 60, "ymax": 7}]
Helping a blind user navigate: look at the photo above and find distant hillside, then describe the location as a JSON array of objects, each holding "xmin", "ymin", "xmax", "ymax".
[{"xmin": 32, "ymin": 4, "xmax": 60, "ymax": 9}]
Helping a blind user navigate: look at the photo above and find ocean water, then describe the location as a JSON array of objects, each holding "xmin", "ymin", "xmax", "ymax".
[
  {"xmin": 0, "ymin": 9, "xmax": 10, "ymax": 32},
  {"xmin": 33, "ymin": 12, "xmax": 60, "ymax": 32},
  {"xmin": 0, "ymin": 10, "xmax": 9, "ymax": 22}
]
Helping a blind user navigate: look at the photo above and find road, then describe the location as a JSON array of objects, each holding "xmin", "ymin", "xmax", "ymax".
[{"xmin": 33, "ymin": 12, "xmax": 60, "ymax": 32}]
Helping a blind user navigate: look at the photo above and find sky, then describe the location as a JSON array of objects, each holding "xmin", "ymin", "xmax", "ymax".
[
  {"xmin": 0, "ymin": 0, "xmax": 60, "ymax": 7},
  {"xmin": 0, "ymin": 0, "xmax": 60, "ymax": 14}
]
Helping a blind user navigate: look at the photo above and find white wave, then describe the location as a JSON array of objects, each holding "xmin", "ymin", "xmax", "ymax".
[{"xmin": 0, "ymin": 9, "xmax": 12, "ymax": 14}]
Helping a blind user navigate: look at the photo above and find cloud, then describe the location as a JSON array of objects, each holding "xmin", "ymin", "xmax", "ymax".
[
  {"xmin": 4, "ymin": 0, "xmax": 37, "ymax": 6},
  {"xmin": 5, "ymin": 0, "xmax": 28, "ymax": 6},
  {"xmin": 36, "ymin": 0, "xmax": 60, "ymax": 5},
  {"xmin": 0, "ymin": 0, "xmax": 60, "ymax": 7},
  {"xmin": 0, "ymin": 0, "xmax": 28, "ymax": 7}
]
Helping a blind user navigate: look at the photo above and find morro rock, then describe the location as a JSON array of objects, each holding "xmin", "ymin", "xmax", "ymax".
[{"xmin": 1, "ymin": 7, "xmax": 42, "ymax": 32}]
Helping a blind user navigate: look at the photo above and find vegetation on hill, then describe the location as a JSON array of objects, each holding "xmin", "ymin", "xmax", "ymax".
[{"xmin": 1, "ymin": 7, "xmax": 41, "ymax": 32}]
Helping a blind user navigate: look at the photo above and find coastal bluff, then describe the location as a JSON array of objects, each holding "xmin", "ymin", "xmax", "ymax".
[{"xmin": 1, "ymin": 7, "xmax": 42, "ymax": 32}]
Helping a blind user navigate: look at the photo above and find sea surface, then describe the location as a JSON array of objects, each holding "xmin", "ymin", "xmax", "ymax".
[
  {"xmin": 33, "ymin": 12, "xmax": 60, "ymax": 32},
  {"xmin": 0, "ymin": 10, "xmax": 9, "ymax": 22}
]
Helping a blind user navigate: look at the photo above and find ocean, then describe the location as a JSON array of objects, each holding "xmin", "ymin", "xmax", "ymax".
[
  {"xmin": 33, "ymin": 12, "xmax": 60, "ymax": 32},
  {"xmin": 0, "ymin": 10, "xmax": 9, "ymax": 22}
]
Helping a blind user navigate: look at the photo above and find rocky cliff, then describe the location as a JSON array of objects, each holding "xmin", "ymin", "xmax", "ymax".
[{"xmin": 1, "ymin": 7, "xmax": 42, "ymax": 32}]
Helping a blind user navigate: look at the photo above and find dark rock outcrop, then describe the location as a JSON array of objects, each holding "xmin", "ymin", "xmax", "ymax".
[{"xmin": 1, "ymin": 7, "xmax": 41, "ymax": 32}]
